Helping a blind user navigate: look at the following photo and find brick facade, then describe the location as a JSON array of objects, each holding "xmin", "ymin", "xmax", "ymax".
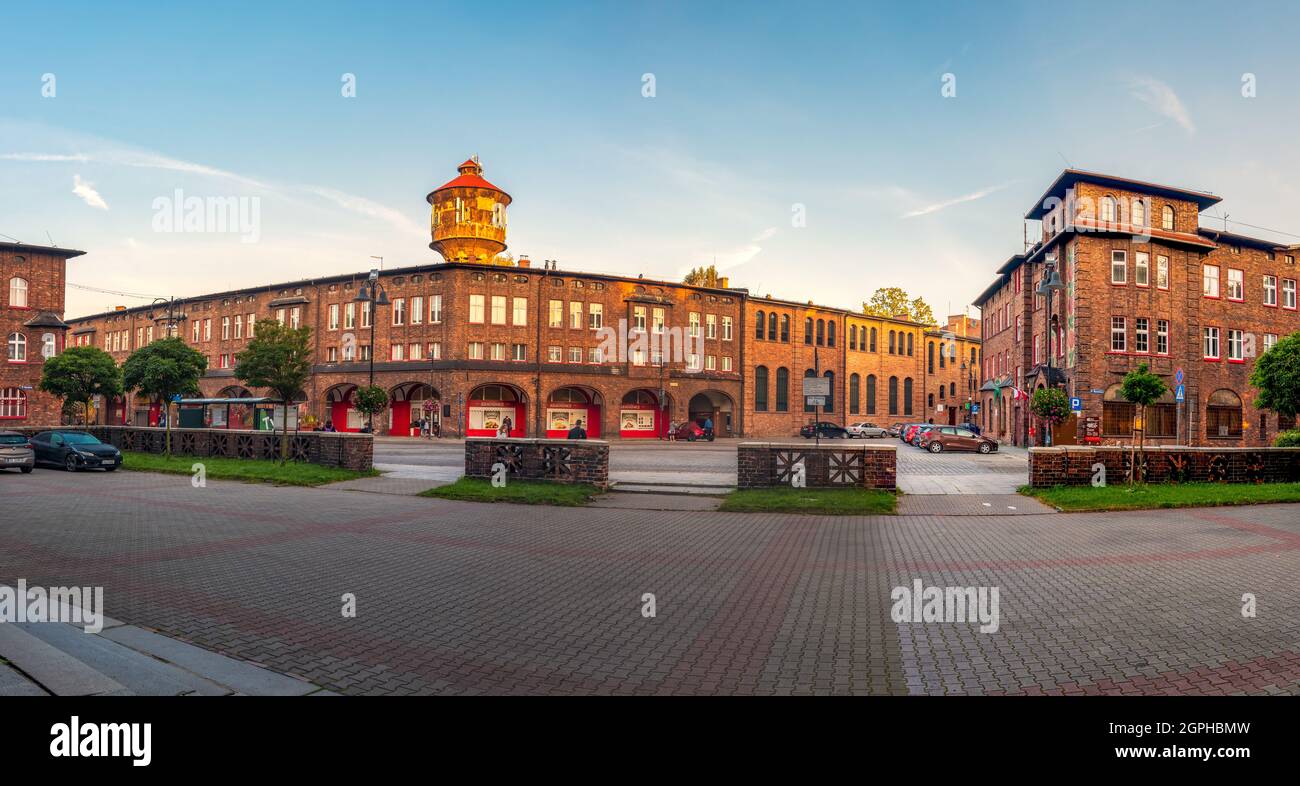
[
  {"xmin": 973, "ymin": 170, "xmax": 1300, "ymax": 448},
  {"xmin": 737, "ymin": 442, "xmax": 896, "ymax": 490},
  {"xmin": 464, "ymin": 437, "xmax": 609, "ymax": 487},
  {"xmin": 1, "ymin": 243, "xmax": 82, "ymax": 428},
  {"xmin": 1028, "ymin": 445, "xmax": 1300, "ymax": 487}
]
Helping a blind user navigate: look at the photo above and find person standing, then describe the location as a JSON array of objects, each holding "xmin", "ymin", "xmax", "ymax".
[
  {"xmin": 567, "ymin": 419, "xmax": 587, "ymax": 440},
  {"xmin": 499, "ymin": 416, "xmax": 512, "ymax": 437}
]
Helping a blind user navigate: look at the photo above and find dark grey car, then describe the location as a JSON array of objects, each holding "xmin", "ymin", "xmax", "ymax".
[
  {"xmin": 0, "ymin": 431, "xmax": 35, "ymax": 473},
  {"xmin": 30, "ymin": 430, "xmax": 122, "ymax": 472}
]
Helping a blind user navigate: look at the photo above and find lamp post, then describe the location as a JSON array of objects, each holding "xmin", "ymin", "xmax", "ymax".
[
  {"xmin": 143, "ymin": 297, "xmax": 187, "ymax": 428},
  {"xmin": 353, "ymin": 268, "xmax": 389, "ymax": 433},
  {"xmin": 1035, "ymin": 260, "xmax": 1065, "ymax": 446}
]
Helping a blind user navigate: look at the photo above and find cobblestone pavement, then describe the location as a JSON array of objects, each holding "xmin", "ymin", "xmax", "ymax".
[{"xmin": 2, "ymin": 469, "xmax": 1298, "ymax": 695}]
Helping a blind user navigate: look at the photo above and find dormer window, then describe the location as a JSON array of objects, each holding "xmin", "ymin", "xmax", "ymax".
[
  {"xmin": 1161, "ymin": 204, "xmax": 1175, "ymax": 231},
  {"xmin": 1100, "ymin": 196, "xmax": 1118, "ymax": 224}
]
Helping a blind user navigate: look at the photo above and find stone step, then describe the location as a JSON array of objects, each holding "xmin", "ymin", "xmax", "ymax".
[
  {"xmin": 0, "ymin": 623, "xmax": 126, "ymax": 696},
  {"xmin": 609, "ymin": 482, "xmax": 733, "ymax": 497},
  {"xmin": 99, "ymin": 626, "xmax": 319, "ymax": 696}
]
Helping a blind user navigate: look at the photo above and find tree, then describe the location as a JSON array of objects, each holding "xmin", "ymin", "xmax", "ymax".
[
  {"xmin": 38, "ymin": 345, "xmax": 123, "ymax": 427},
  {"xmin": 234, "ymin": 319, "xmax": 313, "ymax": 463},
  {"xmin": 352, "ymin": 385, "xmax": 389, "ymax": 433},
  {"xmin": 121, "ymin": 337, "xmax": 207, "ymax": 456},
  {"xmin": 683, "ymin": 264, "xmax": 721, "ymax": 287},
  {"xmin": 1029, "ymin": 388, "xmax": 1069, "ymax": 446},
  {"xmin": 862, "ymin": 287, "xmax": 937, "ymax": 325},
  {"xmin": 1250, "ymin": 331, "xmax": 1300, "ymax": 420},
  {"xmin": 1119, "ymin": 363, "xmax": 1167, "ymax": 484}
]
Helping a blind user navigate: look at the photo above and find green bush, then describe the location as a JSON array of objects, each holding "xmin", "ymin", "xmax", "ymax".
[{"xmin": 1274, "ymin": 430, "xmax": 1300, "ymax": 447}]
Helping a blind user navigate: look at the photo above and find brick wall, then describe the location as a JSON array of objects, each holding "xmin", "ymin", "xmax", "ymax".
[
  {"xmin": 1028, "ymin": 445, "xmax": 1300, "ymax": 487},
  {"xmin": 464, "ymin": 437, "xmax": 609, "ymax": 487},
  {"xmin": 737, "ymin": 441, "xmax": 896, "ymax": 490},
  {"xmin": 1, "ymin": 245, "xmax": 78, "ymax": 427}
]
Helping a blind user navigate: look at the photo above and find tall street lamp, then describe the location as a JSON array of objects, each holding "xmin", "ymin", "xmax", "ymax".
[
  {"xmin": 353, "ymin": 268, "xmax": 389, "ymax": 433},
  {"xmin": 1035, "ymin": 260, "xmax": 1065, "ymax": 446}
]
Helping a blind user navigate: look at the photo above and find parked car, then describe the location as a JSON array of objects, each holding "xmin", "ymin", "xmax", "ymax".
[
  {"xmin": 960, "ymin": 421, "xmax": 982, "ymax": 436},
  {"xmin": 671, "ymin": 421, "xmax": 712, "ymax": 442},
  {"xmin": 909, "ymin": 425, "xmax": 937, "ymax": 447},
  {"xmin": 30, "ymin": 430, "xmax": 122, "ymax": 472},
  {"xmin": 888, "ymin": 423, "xmax": 906, "ymax": 437},
  {"xmin": 920, "ymin": 426, "xmax": 999, "ymax": 454},
  {"xmin": 845, "ymin": 422, "xmax": 890, "ymax": 439},
  {"xmin": 901, "ymin": 423, "xmax": 929, "ymax": 444},
  {"xmin": 0, "ymin": 431, "xmax": 35, "ymax": 474},
  {"xmin": 800, "ymin": 421, "xmax": 849, "ymax": 439}
]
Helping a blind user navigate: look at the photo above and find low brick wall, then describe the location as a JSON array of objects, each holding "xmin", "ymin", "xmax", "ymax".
[
  {"xmin": 6, "ymin": 426, "xmax": 373, "ymax": 471},
  {"xmin": 738, "ymin": 441, "xmax": 896, "ymax": 490},
  {"xmin": 1029, "ymin": 445, "xmax": 1300, "ymax": 488},
  {"xmin": 465, "ymin": 438, "xmax": 610, "ymax": 488}
]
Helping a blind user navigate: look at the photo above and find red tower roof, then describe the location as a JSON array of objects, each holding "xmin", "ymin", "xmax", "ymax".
[{"xmin": 431, "ymin": 157, "xmax": 508, "ymax": 196}]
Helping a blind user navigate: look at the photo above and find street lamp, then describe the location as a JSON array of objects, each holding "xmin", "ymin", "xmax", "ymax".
[
  {"xmin": 1035, "ymin": 260, "xmax": 1066, "ymax": 445},
  {"xmin": 353, "ymin": 268, "xmax": 389, "ymax": 433},
  {"xmin": 147, "ymin": 296, "xmax": 187, "ymax": 338}
]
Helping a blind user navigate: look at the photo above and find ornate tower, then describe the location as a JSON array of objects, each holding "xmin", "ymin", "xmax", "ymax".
[{"xmin": 426, "ymin": 157, "xmax": 512, "ymax": 264}]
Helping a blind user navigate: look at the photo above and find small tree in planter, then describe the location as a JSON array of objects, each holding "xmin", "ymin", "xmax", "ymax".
[
  {"xmin": 234, "ymin": 319, "xmax": 314, "ymax": 464},
  {"xmin": 1119, "ymin": 363, "xmax": 1167, "ymax": 484},
  {"xmin": 352, "ymin": 385, "xmax": 389, "ymax": 434},
  {"xmin": 1029, "ymin": 387, "xmax": 1069, "ymax": 447},
  {"xmin": 1250, "ymin": 331, "xmax": 1300, "ymax": 443}
]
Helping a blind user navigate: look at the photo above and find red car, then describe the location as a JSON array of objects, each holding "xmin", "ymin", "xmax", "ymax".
[{"xmin": 671, "ymin": 421, "xmax": 712, "ymax": 442}]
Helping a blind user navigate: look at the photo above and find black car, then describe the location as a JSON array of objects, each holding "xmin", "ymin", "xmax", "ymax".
[
  {"xmin": 800, "ymin": 421, "xmax": 849, "ymax": 439},
  {"xmin": 30, "ymin": 431, "xmax": 122, "ymax": 472}
]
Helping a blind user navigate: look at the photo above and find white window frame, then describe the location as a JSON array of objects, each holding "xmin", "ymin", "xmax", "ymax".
[
  {"xmin": 1203, "ymin": 326, "xmax": 1220, "ymax": 359},
  {"xmin": 1111, "ymin": 251, "xmax": 1126, "ymax": 284},
  {"xmin": 1110, "ymin": 316, "xmax": 1126, "ymax": 352},
  {"xmin": 469, "ymin": 294, "xmax": 485, "ymax": 323},
  {"xmin": 1203, "ymin": 264, "xmax": 1220, "ymax": 298}
]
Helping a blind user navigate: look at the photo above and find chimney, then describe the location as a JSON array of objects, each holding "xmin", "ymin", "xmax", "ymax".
[
  {"xmin": 518, "ymin": 255, "xmax": 530, "ymax": 268},
  {"xmin": 115, "ymin": 305, "xmax": 127, "ymax": 312},
  {"xmin": 717, "ymin": 276, "xmax": 729, "ymax": 288}
]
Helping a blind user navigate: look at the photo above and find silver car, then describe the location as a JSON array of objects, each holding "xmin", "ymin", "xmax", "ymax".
[
  {"xmin": 845, "ymin": 422, "xmax": 890, "ymax": 438},
  {"xmin": 0, "ymin": 431, "xmax": 35, "ymax": 473}
]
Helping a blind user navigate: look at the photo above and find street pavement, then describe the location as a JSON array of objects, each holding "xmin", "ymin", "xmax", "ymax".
[{"xmin": 2, "ymin": 467, "xmax": 1298, "ymax": 695}]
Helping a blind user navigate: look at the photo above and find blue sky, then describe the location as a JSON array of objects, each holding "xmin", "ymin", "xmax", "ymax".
[{"xmin": 4, "ymin": 0, "xmax": 1300, "ymax": 319}]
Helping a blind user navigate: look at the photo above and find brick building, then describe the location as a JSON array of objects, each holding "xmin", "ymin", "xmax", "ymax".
[
  {"xmin": 972, "ymin": 170, "xmax": 1299, "ymax": 447},
  {"xmin": 57, "ymin": 158, "xmax": 973, "ymax": 438},
  {"xmin": 2, "ymin": 242, "xmax": 82, "ymax": 427}
]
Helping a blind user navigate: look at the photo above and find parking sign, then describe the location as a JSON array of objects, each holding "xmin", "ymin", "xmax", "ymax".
[{"xmin": 1070, "ymin": 397, "xmax": 1082, "ymax": 412}]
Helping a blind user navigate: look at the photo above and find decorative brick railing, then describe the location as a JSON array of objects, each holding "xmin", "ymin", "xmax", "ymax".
[
  {"xmin": 465, "ymin": 438, "xmax": 610, "ymax": 488},
  {"xmin": 1028, "ymin": 445, "xmax": 1300, "ymax": 488},
  {"xmin": 738, "ymin": 442, "xmax": 897, "ymax": 490},
  {"xmin": 8, "ymin": 426, "xmax": 373, "ymax": 471}
]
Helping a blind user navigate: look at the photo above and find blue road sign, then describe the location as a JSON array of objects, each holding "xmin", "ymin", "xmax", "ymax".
[
  {"xmin": 1070, "ymin": 397, "xmax": 1082, "ymax": 412},
  {"xmin": 1174, "ymin": 368, "xmax": 1185, "ymax": 385},
  {"xmin": 1175, "ymin": 384, "xmax": 1185, "ymax": 402},
  {"xmin": 970, "ymin": 404, "xmax": 980, "ymax": 414}
]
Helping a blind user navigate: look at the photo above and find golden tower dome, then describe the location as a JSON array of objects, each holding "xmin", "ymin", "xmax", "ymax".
[{"xmin": 426, "ymin": 156, "xmax": 512, "ymax": 264}]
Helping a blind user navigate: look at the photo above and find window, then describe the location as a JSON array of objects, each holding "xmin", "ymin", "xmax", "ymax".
[
  {"xmin": 706, "ymin": 314, "xmax": 716, "ymax": 339},
  {"xmin": 888, "ymin": 376, "xmax": 899, "ymax": 415},
  {"xmin": 1203, "ymin": 326, "xmax": 1220, "ymax": 359},
  {"xmin": 390, "ymin": 344, "xmax": 404, "ymax": 361},
  {"xmin": 755, "ymin": 311, "xmax": 765, "ymax": 340},
  {"xmin": 1264, "ymin": 275, "xmax": 1278, "ymax": 306},
  {"xmin": 6, "ymin": 332, "xmax": 26, "ymax": 361},
  {"xmin": 1264, "ymin": 333, "xmax": 1278, "ymax": 353},
  {"xmin": 780, "ymin": 315, "xmax": 790, "ymax": 342},
  {"xmin": 827, "ymin": 321, "xmax": 836, "ymax": 347},
  {"xmin": 327, "ymin": 346, "xmax": 337, "ymax": 362},
  {"xmin": 1135, "ymin": 318, "xmax": 1149, "ymax": 353},
  {"xmin": 512, "ymin": 343, "xmax": 526, "ymax": 361},
  {"xmin": 1206, "ymin": 389, "xmax": 1243, "ymax": 438},
  {"xmin": 890, "ymin": 331, "xmax": 897, "ymax": 354},
  {"xmin": 1156, "ymin": 256, "xmax": 1169, "ymax": 289},
  {"xmin": 359, "ymin": 304, "xmax": 371, "ymax": 328},
  {"xmin": 233, "ymin": 315, "xmax": 242, "ymax": 340},
  {"xmin": 409, "ymin": 343, "xmax": 422, "ymax": 360},
  {"xmin": 1227, "ymin": 329, "xmax": 1244, "ymax": 362},
  {"xmin": 1226, "ymin": 269, "xmax": 1244, "ymax": 301},
  {"xmin": 1101, "ymin": 196, "xmax": 1117, "ymax": 223},
  {"xmin": 654, "ymin": 308, "xmax": 666, "ymax": 334},
  {"xmin": 430, "ymin": 295, "xmax": 443, "ymax": 324},
  {"xmin": 570, "ymin": 301, "xmax": 583, "ymax": 328},
  {"xmin": 1161, "ymin": 204, "xmax": 1175, "ymax": 231},
  {"xmin": 547, "ymin": 345, "xmax": 562, "ymax": 363},
  {"xmin": 344, "ymin": 302, "xmax": 356, "ymax": 329},
  {"xmin": 1157, "ymin": 320, "xmax": 1169, "ymax": 354},
  {"xmin": 907, "ymin": 333, "xmax": 913, "ymax": 356},
  {"xmin": 0, "ymin": 387, "xmax": 27, "ymax": 418},
  {"xmin": 1111, "ymin": 251, "xmax": 1126, "ymax": 284},
  {"xmin": 869, "ymin": 327, "xmax": 876, "ymax": 352},
  {"xmin": 202, "ymin": 318, "xmax": 212, "ymax": 341},
  {"xmin": 722, "ymin": 356, "xmax": 732, "ymax": 371},
  {"xmin": 220, "ymin": 353, "xmax": 231, "ymax": 369},
  {"xmin": 468, "ymin": 342, "xmax": 484, "ymax": 360},
  {"xmin": 722, "ymin": 316, "xmax": 732, "ymax": 340},
  {"xmin": 588, "ymin": 347, "xmax": 602, "ymax": 364},
  {"xmin": 8, "ymin": 277, "xmax": 28, "ymax": 307},
  {"xmin": 1102, "ymin": 385, "xmax": 1134, "ymax": 437},
  {"xmin": 775, "ymin": 367, "xmax": 789, "ymax": 411},
  {"xmin": 689, "ymin": 312, "xmax": 700, "ymax": 337},
  {"xmin": 220, "ymin": 317, "xmax": 230, "ymax": 339},
  {"xmin": 290, "ymin": 308, "xmax": 301, "ymax": 329},
  {"xmin": 411, "ymin": 296, "xmax": 424, "ymax": 324},
  {"xmin": 359, "ymin": 345, "xmax": 371, "ymax": 361},
  {"xmin": 903, "ymin": 378, "xmax": 913, "ymax": 415},
  {"xmin": 849, "ymin": 325, "xmax": 858, "ymax": 351},
  {"xmin": 513, "ymin": 297, "xmax": 527, "ymax": 325},
  {"xmin": 632, "ymin": 305, "xmax": 646, "ymax": 332},
  {"xmin": 430, "ymin": 342, "xmax": 441, "ymax": 359},
  {"xmin": 754, "ymin": 366, "xmax": 768, "ymax": 411},
  {"xmin": 865, "ymin": 374, "xmax": 877, "ymax": 414},
  {"xmin": 549, "ymin": 300, "xmax": 563, "ymax": 328},
  {"xmin": 588, "ymin": 303, "xmax": 603, "ymax": 329},
  {"xmin": 705, "ymin": 355, "xmax": 715, "ymax": 371},
  {"xmin": 1110, "ymin": 317, "xmax": 1126, "ymax": 352},
  {"xmin": 491, "ymin": 296, "xmax": 506, "ymax": 325},
  {"xmin": 328, "ymin": 304, "xmax": 339, "ymax": 330},
  {"xmin": 568, "ymin": 346, "xmax": 581, "ymax": 363},
  {"xmin": 1203, "ymin": 265, "xmax": 1219, "ymax": 298},
  {"xmin": 768, "ymin": 312, "xmax": 777, "ymax": 340},
  {"xmin": 1131, "ymin": 198, "xmax": 1146, "ymax": 227},
  {"xmin": 804, "ymin": 317, "xmax": 813, "ymax": 345},
  {"xmin": 1135, "ymin": 252, "xmax": 1149, "ymax": 286},
  {"xmin": 1283, "ymin": 279, "xmax": 1297, "ymax": 310},
  {"xmin": 490, "ymin": 343, "xmax": 506, "ymax": 361},
  {"xmin": 849, "ymin": 373, "xmax": 860, "ymax": 414},
  {"xmin": 469, "ymin": 294, "xmax": 485, "ymax": 323},
  {"xmin": 248, "ymin": 315, "xmax": 257, "ymax": 337}
]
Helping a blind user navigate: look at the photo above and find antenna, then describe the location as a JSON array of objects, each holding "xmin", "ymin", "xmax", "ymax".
[
  {"xmin": 1056, "ymin": 150, "xmax": 1072, "ymax": 169},
  {"xmin": 45, "ymin": 231, "xmax": 56, "ymax": 246}
]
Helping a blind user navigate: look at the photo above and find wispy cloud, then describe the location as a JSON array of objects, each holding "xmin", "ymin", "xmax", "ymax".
[
  {"xmin": 901, "ymin": 182, "xmax": 1011, "ymax": 219},
  {"xmin": 1128, "ymin": 76, "xmax": 1195, "ymax": 135},
  {"xmin": 689, "ymin": 226, "xmax": 778, "ymax": 272},
  {"xmin": 72, "ymin": 174, "xmax": 108, "ymax": 210}
]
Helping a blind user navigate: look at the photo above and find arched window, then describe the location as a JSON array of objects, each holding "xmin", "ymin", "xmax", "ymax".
[
  {"xmin": 6, "ymin": 332, "xmax": 26, "ymax": 362},
  {"xmin": 849, "ymin": 325, "xmax": 858, "ymax": 350},
  {"xmin": 1161, "ymin": 204, "xmax": 1175, "ymax": 231},
  {"xmin": 866, "ymin": 374, "xmax": 877, "ymax": 414},
  {"xmin": 823, "ymin": 370, "xmax": 834, "ymax": 412},
  {"xmin": 8, "ymin": 277, "xmax": 28, "ymax": 308},
  {"xmin": 826, "ymin": 321, "xmax": 835, "ymax": 347},
  {"xmin": 1207, "ymin": 389, "xmax": 1243, "ymax": 438},
  {"xmin": 928, "ymin": 342, "xmax": 935, "ymax": 373},
  {"xmin": 849, "ymin": 373, "xmax": 860, "ymax": 414},
  {"xmin": 950, "ymin": 382, "xmax": 956, "ymax": 397},
  {"xmin": 0, "ymin": 387, "xmax": 27, "ymax": 419},
  {"xmin": 888, "ymin": 330, "xmax": 896, "ymax": 354},
  {"xmin": 1131, "ymin": 198, "xmax": 1146, "ymax": 227},
  {"xmin": 869, "ymin": 327, "xmax": 877, "ymax": 352},
  {"xmin": 903, "ymin": 378, "xmax": 914, "ymax": 415},
  {"xmin": 907, "ymin": 333, "xmax": 913, "ymax": 356},
  {"xmin": 1102, "ymin": 384, "xmax": 1134, "ymax": 436},
  {"xmin": 938, "ymin": 386, "xmax": 944, "ymax": 401},
  {"xmin": 780, "ymin": 315, "xmax": 790, "ymax": 342},
  {"xmin": 755, "ymin": 311, "xmax": 765, "ymax": 340},
  {"xmin": 804, "ymin": 369, "xmax": 817, "ymax": 412},
  {"xmin": 775, "ymin": 367, "xmax": 789, "ymax": 411},
  {"xmin": 928, "ymin": 393, "xmax": 935, "ymax": 408},
  {"xmin": 888, "ymin": 376, "xmax": 899, "ymax": 415},
  {"xmin": 1100, "ymin": 195, "xmax": 1118, "ymax": 223},
  {"xmin": 816, "ymin": 319, "xmax": 825, "ymax": 346},
  {"xmin": 804, "ymin": 317, "xmax": 813, "ymax": 345},
  {"xmin": 754, "ymin": 366, "xmax": 769, "ymax": 412},
  {"xmin": 767, "ymin": 312, "xmax": 777, "ymax": 341}
]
